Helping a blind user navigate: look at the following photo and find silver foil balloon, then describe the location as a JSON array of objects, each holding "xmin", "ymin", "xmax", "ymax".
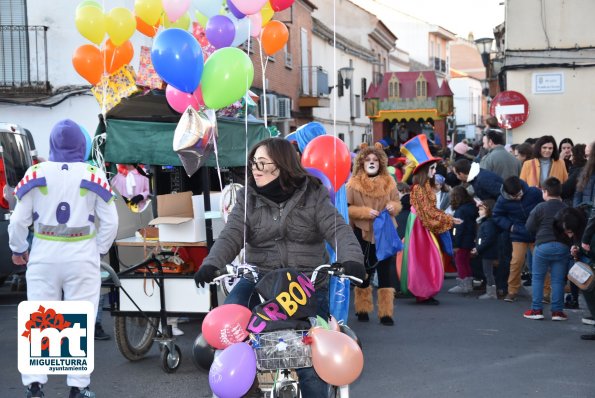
[{"xmin": 173, "ymin": 107, "xmax": 217, "ymax": 177}]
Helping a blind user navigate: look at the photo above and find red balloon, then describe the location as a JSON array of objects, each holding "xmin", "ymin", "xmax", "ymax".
[
  {"xmin": 202, "ymin": 304, "xmax": 251, "ymax": 349},
  {"xmin": 302, "ymin": 135, "xmax": 351, "ymax": 191},
  {"xmin": 270, "ymin": 0, "xmax": 295, "ymax": 11}
]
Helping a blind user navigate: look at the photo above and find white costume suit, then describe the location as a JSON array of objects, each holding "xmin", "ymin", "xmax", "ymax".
[{"xmin": 9, "ymin": 159, "xmax": 118, "ymax": 388}]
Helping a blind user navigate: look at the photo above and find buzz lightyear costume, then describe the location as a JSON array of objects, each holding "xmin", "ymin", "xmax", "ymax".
[{"xmin": 8, "ymin": 120, "xmax": 118, "ymax": 391}]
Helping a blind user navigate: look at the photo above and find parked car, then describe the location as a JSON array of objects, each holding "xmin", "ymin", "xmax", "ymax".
[{"xmin": 0, "ymin": 123, "xmax": 35, "ymax": 286}]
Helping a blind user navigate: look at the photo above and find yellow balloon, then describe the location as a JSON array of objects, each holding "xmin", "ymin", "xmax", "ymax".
[
  {"xmin": 134, "ymin": 0, "xmax": 163, "ymax": 26},
  {"xmin": 106, "ymin": 7, "xmax": 136, "ymax": 46},
  {"xmin": 75, "ymin": 5, "xmax": 106, "ymax": 45},
  {"xmin": 261, "ymin": 1, "xmax": 274, "ymax": 26},
  {"xmin": 162, "ymin": 12, "xmax": 191, "ymax": 30}
]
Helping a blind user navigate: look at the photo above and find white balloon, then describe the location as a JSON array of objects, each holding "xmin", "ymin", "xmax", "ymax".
[{"xmin": 229, "ymin": 14, "xmax": 250, "ymax": 47}]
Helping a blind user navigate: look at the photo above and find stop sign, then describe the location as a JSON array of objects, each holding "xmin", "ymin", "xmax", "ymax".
[{"xmin": 490, "ymin": 90, "xmax": 530, "ymax": 129}]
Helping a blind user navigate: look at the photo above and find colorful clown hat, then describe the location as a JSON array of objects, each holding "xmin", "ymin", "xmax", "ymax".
[{"xmin": 401, "ymin": 134, "xmax": 441, "ymax": 174}]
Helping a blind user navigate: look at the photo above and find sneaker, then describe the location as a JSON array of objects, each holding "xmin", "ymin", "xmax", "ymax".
[
  {"xmin": 504, "ymin": 293, "xmax": 517, "ymax": 302},
  {"xmin": 564, "ymin": 300, "xmax": 579, "ymax": 309},
  {"xmin": 582, "ymin": 316, "xmax": 595, "ymax": 325},
  {"xmin": 26, "ymin": 382, "xmax": 44, "ymax": 398},
  {"xmin": 551, "ymin": 311, "xmax": 568, "ymax": 321},
  {"xmin": 69, "ymin": 387, "xmax": 96, "ymax": 398},
  {"xmin": 523, "ymin": 309, "xmax": 544, "ymax": 320},
  {"xmin": 580, "ymin": 333, "xmax": 595, "ymax": 340},
  {"xmin": 94, "ymin": 323, "xmax": 110, "ymax": 341},
  {"xmin": 522, "ymin": 279, "xmax": 532, "ymax": 287}
]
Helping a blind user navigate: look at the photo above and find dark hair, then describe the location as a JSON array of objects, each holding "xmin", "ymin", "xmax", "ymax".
[
  {"xmin": 247, "ymin": 138, "xmax": 319, "ymax": 191},
  {"xmin": 524, "ymin": 137, "xmax": 537, "ymax": 145},
  {"xmin": 453, "ymin": 158, "xmax": 471, "ymax": 175},
  {"xmin": 558, "ymin": 138, "xmax": 574, "ymax": 154},
  {"xmin": 542, "ymin": 177, "xmax": 562, "ymax": 197},
  {"xmin": 554, "ymin": 207, "xmax": 586, "ymax": 245},
  {"xmin": 412, "ymin": 162, "xmax": 436, "ymax": 188},
  {"xmin": 510, "ymin": 144, "xmax": 518, "ymax": 152},
  {"xmin": 577, "ymin": 141, "xmax": 595, "ymax": 191},
  {"xmin": 515, "ymin": 143, "xmax": 534, "ymax": 161},
  {"xmin": 571, "ymin": 144, "xmax": 586, "ymax": 167},
  {"xmin": 449, "ymin": 185, "xmax": 474, "ymax": 209},
  {"xmin": 503, "ymin": 176, "xmax": 523, "ymax": 196},
  {"xmin": 397, "ymin": 182, "xmax": 411, "ymax": 194},
  {"xmin": 479, "ymin": 198, "xmax": 495, "ymax": 218},
  {"xmin": 533, "ymin": 135, "xmax": 559, "ymax": 161},
  {"xmin": 485, "ymin": 130, "xmax": 505, "ymax": 146}
]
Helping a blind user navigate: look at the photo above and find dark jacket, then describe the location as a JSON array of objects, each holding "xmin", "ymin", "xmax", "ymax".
[
  {"xmin": 574, "ymin": 174, "xmax": 595, "ymax": 209},
  {"xmin": 396, "ymin": 193, "xmax": 411, "ymax": 239},
  {"xmin": 467, "ymin": 163, "xmax": 503, "ymax": 201},
  {"xmin": 475, "ymin": 216, "xmax": 499, "ymax": 260},
  {"xmin": 202, "ymin": 179, "xmax": 364, "ymax": 274},
  {"xmin": 526, "ymin": 199, "xmax": 568, "ymax": 246},
  {"xmin": 452, "ymin": 202, "xmax": 478, "ymax": 249},
  {"xmin": 493, "ymin": 180, "xmax": 543, "ymax": 242},
  {"xmin": 562, "ymin": 165, "xmax": 583, "ymax": 206}
]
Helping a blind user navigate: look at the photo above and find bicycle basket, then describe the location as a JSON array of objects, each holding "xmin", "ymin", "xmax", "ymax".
[{"xmin": 250, "ymin": 329, "xmax": 312, "ymax": 371}]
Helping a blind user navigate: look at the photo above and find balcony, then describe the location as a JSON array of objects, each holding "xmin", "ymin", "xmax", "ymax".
[
  {"xmin": 298, "ymin": 66, "xmax": 330, "ymax": 108},
  {"xmin": 0, "ymin": 25, "xmax": 50, "ymax": 95},
  {"xmin": 430, "ymin": 56, "xmax": 447, "ymax": 74}
]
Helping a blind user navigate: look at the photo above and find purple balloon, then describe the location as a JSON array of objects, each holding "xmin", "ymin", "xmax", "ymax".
[
  {"xmin": 206, "ymin": 15, "xmax": 236, "ymax": 49},
  {"xmin": 306, "ymin": 167, "xmax": 336, "ymax": 204},
  {"xmin": 227, "ymin": 0, "xmax": 245, "ymax": 18},
  {"xmin": 209, "ymin": 342, "xmax": 256, "ymax": 398}
]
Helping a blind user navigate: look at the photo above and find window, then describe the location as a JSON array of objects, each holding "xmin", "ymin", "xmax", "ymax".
[
  {"xmin": 416, "ymin": 74, "xmax": 427, "ymax": 98},
  {"xmin": 361, "ymin": 77, "xmax": 367, "ymax": 98},
  {"xmin": 388, "ymin": 74, "xmax": 399, "ymax": 101},
  {"xmin": 1, "ymin": 0, "xmax": 28, "ymax": 85}
]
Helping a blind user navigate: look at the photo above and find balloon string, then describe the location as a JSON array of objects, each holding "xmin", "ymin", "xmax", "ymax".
[
  {"xmin": 258, "ymin": 38, "xmax": 268, "ymax": 129},
  {"xmin": 243, "ymin": 21, "xmax": 254, "ymax": 253},
  {"xmin": 333, "ymin": 0, "xmax": 339, "ymax": 259}
]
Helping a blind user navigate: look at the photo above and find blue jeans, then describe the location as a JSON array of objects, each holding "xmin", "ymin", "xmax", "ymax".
[
  {"xmin": 531, "ymin": 242, "xmax": 570, "ymax": 312},
  {"xmin": 225, "ymin": 276, "xmax": 330, "ymax": 398}
]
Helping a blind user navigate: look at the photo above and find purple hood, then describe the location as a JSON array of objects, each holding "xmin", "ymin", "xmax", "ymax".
[{"xmin": 49, "ymin": 119, "xmax": 86, "ymax": 162}]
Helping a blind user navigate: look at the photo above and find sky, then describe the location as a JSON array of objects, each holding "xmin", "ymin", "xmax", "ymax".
[{"xmin": 352, "ymin": 0, "xmax": 506, "ymax": 39}]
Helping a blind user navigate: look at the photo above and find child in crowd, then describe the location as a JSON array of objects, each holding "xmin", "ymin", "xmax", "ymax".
[
  {"xmin": 448, "ymin": 185, "xmax": 479, "ymax": 294},
  {"xmin": 472, "ymin": 200, "xmax": 499, "ymax": 299}
]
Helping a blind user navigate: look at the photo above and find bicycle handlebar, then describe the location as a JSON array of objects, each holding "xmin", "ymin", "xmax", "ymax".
[{"xmin": 311, "ymin": 263, "xmax": 363, "ymax": 285}]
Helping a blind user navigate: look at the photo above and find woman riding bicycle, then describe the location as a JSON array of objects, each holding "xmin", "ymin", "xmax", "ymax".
[{"xmin": 194, "ymin": 137, "xmax": 365, "ymax": 398}]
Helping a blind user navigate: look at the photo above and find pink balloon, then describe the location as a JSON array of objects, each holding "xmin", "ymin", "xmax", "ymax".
[
  {"xmin": 248, "ymin": 13, "xmax": 262, "ymax": 37},
  {"xmin": 165, "ymin": 84, "xmax": 205, "ymax": 113},
  {"xmin": 301, "ymin": 135, "xmax": 351, "ymax": 191},
  {"xmin": 310, "ymin": 328, "xmax": 364, "ymax": 386},
  {"xmin": 230, "ymin": 0, "xmax": 268, "ymax": 15},
  {"xmin": 202, "ymin": 304, "xmax": 251, "ymax": 349},
  {"xmin": 270, "ymin": 0, "xmax": 294, "ymax": 12},
  {"xmin": 163, "ymin": 0, "xmax": 191, "ymax": 22}
]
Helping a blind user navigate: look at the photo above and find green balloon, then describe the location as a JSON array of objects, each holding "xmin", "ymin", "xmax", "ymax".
[{"xmin": 201, "ymin": 48, "xmax": 254, "ymax": 110}]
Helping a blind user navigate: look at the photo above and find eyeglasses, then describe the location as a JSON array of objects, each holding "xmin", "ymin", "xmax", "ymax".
[{"xmin": 249, "ymin": 159, "xmax": 276, "ymax": 171}]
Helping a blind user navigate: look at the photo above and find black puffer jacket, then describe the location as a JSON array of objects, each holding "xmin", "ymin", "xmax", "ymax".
[
  {"xmin": 452, "ymin": 202, "xmax": 478, "ymax": 249},
  {"xmin": 475, "ymin": 217, "xmax": 499, "ymax": 260}
]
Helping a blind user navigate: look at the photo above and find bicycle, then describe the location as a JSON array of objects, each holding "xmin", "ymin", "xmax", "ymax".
[{"xmin": 210, "ymin": 263, "xmax": 362, "ymax": 398}]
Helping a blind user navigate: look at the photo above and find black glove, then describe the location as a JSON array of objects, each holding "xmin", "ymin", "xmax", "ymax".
[
  {"xmin": 130, "ymin": 194, "xmax": 144, "ymax": 205},
  {"xmin": 194, "ymin": 265, "xmax": 220, "ymax": 288},
  {"xmin": 342, "ymin": 261, "xmax": 366, "ymax": 284}
]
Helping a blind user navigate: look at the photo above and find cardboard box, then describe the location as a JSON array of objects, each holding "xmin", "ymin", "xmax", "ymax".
[
  {"xmin": 149, "ymin": 191, "xmax": 200, "ymax": 242},
  {"xmin": 192, "ymin": 192, "xmax": 224, "ymax": 241}
]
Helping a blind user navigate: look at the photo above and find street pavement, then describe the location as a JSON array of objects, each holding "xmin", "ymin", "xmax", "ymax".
[{"xmin": 1, "ymin": 279, "xmax": 595, "ymax": 398}]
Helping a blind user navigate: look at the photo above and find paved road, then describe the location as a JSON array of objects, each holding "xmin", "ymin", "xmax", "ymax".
[{"xmin": 1, "ymin": 279, "xmax": 594, "ymax": 398}]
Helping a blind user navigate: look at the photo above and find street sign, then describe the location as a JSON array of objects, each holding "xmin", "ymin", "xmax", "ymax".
[{"xmin": 490, "ymin": 90, "xmax": 530, "ymax": 129}]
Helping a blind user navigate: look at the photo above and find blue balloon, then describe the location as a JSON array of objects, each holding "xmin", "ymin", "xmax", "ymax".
[
  {"xmin": 230, "ymin": 14, "xmax": 250, "ymax": 47},
  {"xmin": 151, "ymin": 28, "xmax": 204, "ymax": 93},
  {"xmin": 194, "ymin": 0, "xmax": 222, "ymax": 18},
  {"xmin": 79, "ymin": 124, "xmax": 92, "ymax": 161}
]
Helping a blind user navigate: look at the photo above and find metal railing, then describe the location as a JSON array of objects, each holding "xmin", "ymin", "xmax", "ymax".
[{"xmin": 0, "ymin": 25, "xmax": 50, "ymax": 93}]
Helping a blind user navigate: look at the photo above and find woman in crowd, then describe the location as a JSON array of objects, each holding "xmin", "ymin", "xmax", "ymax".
[
  {"xmin": 574, "ymin": 141, "xmax": 595, "ymax": 208},
  {"xmin": 514, "ymin": 142, "xmax": 534, "ymax": 164},
  {"xmin": 559, "ymin": 138, "xmax": 574, "ymax": 172},
  {"xmin": 520, "ymin": 135, "xmax": 568, "ymax": 188}
]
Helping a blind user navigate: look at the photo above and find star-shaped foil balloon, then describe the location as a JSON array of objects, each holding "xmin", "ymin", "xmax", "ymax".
[{"xmin": 173, "ymin": 107, "xmax": 217, "ymax": 177}]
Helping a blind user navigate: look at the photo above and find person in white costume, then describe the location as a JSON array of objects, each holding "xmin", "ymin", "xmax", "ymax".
[{"xmin": 9, "ymin": 119, "xmax": 118, "ymax": 398}]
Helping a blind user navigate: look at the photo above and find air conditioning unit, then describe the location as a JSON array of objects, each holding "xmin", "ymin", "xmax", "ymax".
[
  {"xmin": 259, "ymin": 94, "xmax": 278, "ymax": 118},
  {"xmin": 277, "ymin": 98, "xmax": 291, "ymax": 119}
]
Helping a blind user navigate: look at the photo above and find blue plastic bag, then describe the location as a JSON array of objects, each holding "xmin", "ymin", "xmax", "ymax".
[
  {"xmin": 438, "ymin": 231, "xmax": 454, "ymax": 257},
  {"xmin": 329, "ymin": 276, "xmax": 350, "ymax": 324},
  {"xmin": 373, "ymin": 209, "xmax": 403, "ymax": 261}
]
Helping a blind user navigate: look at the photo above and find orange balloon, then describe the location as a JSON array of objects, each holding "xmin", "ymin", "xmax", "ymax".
[
  {"xmin": 136, "ymin": 15, "xmax": 159, "ymax": 37},
  {"xmin": 102, "ymin": 39, "xmax": 134, "ymax": 74},
  {"xmin": 310, "ymin": 328, "xmax": 364, "ymax": 386},
  {"xmin": 261, "ymin": 20, "xmax": 288, "ymax": 56},
  {"xmin": 72, "ymin": 44, "xmax": 103, "ymax": 85}
]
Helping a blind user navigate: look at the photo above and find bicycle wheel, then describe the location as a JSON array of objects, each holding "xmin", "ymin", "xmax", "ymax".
[{"xmin": 114, "ymin": 316, "xmax": 158, "ymax": 361}]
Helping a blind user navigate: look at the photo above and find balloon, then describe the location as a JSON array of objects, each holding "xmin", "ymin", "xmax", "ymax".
[
  {"xmin": 163, "ymin": 0, "xmax": 190, "ymax": 22},
  {"xmin": 302, "ymin": 135, "xmax": 351, "ymax": 191},
  {"xmin": 226, "ymin": 0, "xmax": 245, "ymax": 18},
  {"xmin": 209, "ymin": 342, "xmax": 256, "ymax": 398},
  {"xmin": 260, "ymin": 1, "xmax": 274, "ymax": 26},
  {"xmin": 328, "ymin": 316, "xmax": 341, "ymax": 332},
  {"xmin": 136, "ymin": 15, "xmax": 160, "ymax": 37},
  {"xmin": 339, "ymin": 324, "xmax": 362, "ymax": 350},
  {"xmin": 270, "ymin": 0, "xmax": 294, "ymax": 11},
  {"xmin": 134, "ymin": 0, "xmax": 163, "ymax": 26},
  {"xmin": 174, "ymin": 108, "xmax": 216, "ymax": 176},
  {"xmin": 201, "ymin": 47, "xmax": 254, "ymax": 109},
  {"xmin": 305, "ymin": 167, "xmax": 335, "ymax": 205},
  {"xmin": 162, "ymin": 11, "xmax": 191, "ymax": 29},
  {"xmin": 205, "ymin": 15, "xmax": 235, "ymax": 49},
  {"xmin": 201, "ymin": 303, "xmax": 251, "ymax": 349},
  {"xmin": 166, "ymin": 84, "xmax": 204, "ymax": 113},
  {"xmin": 72, "ymin": 44, "xmax": 103, "ymax": 85},
  {"xmin": 79, "ymin": 125, "xmax": 93, "ymax": 161},
  {"xmin": 76, "ymin": 0, "xmax": 102, "ymax": 12},
  {"xmin": 230, "ymin": 15, "xmax": 250, "ymax": 47},
  {"xmin": 310, "ymin": 328, "xmax": 364, "ymax": 386},
  {"xmin": 230, "ymin": 0, "xmax": 267, "ymax": 15},
  {"xmin": 151, "ymin": 28, "xmax": 204, "ymax": 93},
  {"xmin": 194, "ymin": 10, "xmax": 209, "ymax": 27},
  {"xmin": 75, "ymin": 5, "xmax": 106, "ymax": 45},
  {"xmin": 261, "ymin": 20, "xmax": 288, "ymax": 56},
  {"xmin": 102, "ymin": 39, "xmax": 134, "ymax": 74},
  {"xmin": 192, "ymin": 333, "xmax": 215, "ymax": 370},
  {"xmin": 106, "ymin": 7, "xmax": 136, "ymax": 46},
  {"xmin": 194, "ymin": 0, "xmax": 222, "ymax": 18},
  {"xmin": 247, "ymin": 12, "xmax": 262, "ymax": 37}
]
